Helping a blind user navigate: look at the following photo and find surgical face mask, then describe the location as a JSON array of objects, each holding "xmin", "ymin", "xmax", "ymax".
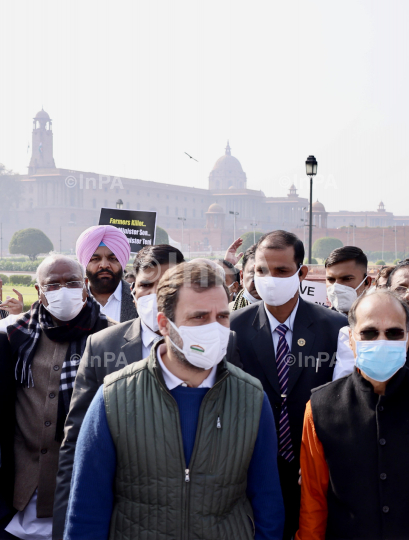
[
  {"xmin": 355, "ymin": 338, "xmax": 407, "ymax": 382},
  {"xmin": 135, "ymin": 293, "xmax": 159, "ymax": 332},
  {"xmin": 168, "ymin": 319, "xmax": 230, "ymax": 370},
  {"xmin": 43, "ymin": 286, "xmax": 85, "ymax": 321},
  {"xmin": 327, "ymin": 276, "xmax": 367, "ymax": 313},
  {"xmin": 242, "ymin": 286, "xmax": 259, "ymax": 305},
  {"xmin": 254, "ymin": 267, "xmax": 301, "ymax": 307}
]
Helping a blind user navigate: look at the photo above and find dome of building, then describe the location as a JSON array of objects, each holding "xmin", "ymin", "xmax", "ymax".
[
  {"xmin": 312, "ymin": 200, "xmax": 326, "ymax": 212},
  {"xmin": 207, "ymin": 203, "xmax": 224, "ymax": 213},
  {"xmin": 211, "ymin": 141, "xmax": 244, "ymax": 174},
  {"xmin": 34, "ymin": 108, "xmax": 50, "ymax": 120}
]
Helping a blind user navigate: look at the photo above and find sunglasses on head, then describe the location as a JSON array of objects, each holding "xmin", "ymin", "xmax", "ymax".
[{"xmin": 358, "ymin": 328, "xmax": 406, "ymax": 341}]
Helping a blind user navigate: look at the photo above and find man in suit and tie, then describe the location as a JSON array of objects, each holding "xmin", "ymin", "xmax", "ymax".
[{"xmin": 230, "ymin": 230, "xmax": 346, "ymax": 540}]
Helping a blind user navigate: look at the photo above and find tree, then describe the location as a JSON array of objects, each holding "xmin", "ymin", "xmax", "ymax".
[
  {"xmin": 155, "ymin": 226, "xmax": 169, "ymax": 245},
  {"xmin": 9, "ymin": 228, "xmax": 53, "ymax": 261},
  {"xmin": 304, "ymin": 257, "xmax": 318, "ymax": 265},
  {"xmin": 376, "ymin": 260, "xmax": 386, "ymax": 265},
  {"xmin": 239, "ymin": 231, "xmax": 264, "ymax": 254},
  {"xmin": 312, "ymin": 237, "xmax": 343, "ymax": 261}
]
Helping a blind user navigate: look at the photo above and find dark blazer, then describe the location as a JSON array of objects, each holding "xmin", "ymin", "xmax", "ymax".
[
  {"xmin": 119, "ymin": 279, "xmax": 138, "ymax": 322},
  {"xmin": 230, "ymin": 297, "xmax": 346, "ymax": 463},
  {"xmin": 52, "ymin": 318, "xmax": 241, "ymax": 539},
  {"xmin": 0, "ymin": 334, "xmax": 15, "ymax": 519}
]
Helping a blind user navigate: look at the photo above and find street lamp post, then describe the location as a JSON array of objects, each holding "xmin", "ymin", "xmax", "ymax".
[
  {"xmin": 301, "ymin": 207, "xmax": 307, "ymax": 247},
  {"xmin": 250, "ymin": 220, "xmax": 258, "ymax": 244},
  {"xmin": 178, "ymin": 217, "xmax": 186, "ymax": 251},
  {"xmin": 116, "ymin": 199, "xmax": 124, "ymax": 209},
  {"xmin": 59, "ymin": 226, "xmax": 62, "ymax": 253},
  {"xmin": 349, "ymin": 224, "xmax": 356, "ymax": 246},
  {"xmin": 382, "ymin": 228, "xmax": 385, "ymax": 261},
  {"xmin": 229, "ymin": 211, "xmax": 239, "ymax": 241},
  {"xmin": 394, "ymin": 225, "xmax": 397, "ymax": 260},
  {"xmin": 305, "ymin": 156, "xmax": 318, "ymax": 263}
]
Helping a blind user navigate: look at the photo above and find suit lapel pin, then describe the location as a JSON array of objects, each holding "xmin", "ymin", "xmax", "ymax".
[{"xmin": 297, "ymin": 338, "xmax": 306, "ymax": 346}]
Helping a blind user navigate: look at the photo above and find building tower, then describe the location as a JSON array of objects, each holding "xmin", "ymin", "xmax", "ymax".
[
  {"xmin": 28, "ymin": 109, "xmax": 56, "ymax": 174},
  {"xmin": 208, "ymin": 141, "xmax": 247, "ymax": 191}
]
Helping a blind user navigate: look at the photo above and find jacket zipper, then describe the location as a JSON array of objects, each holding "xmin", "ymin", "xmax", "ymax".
[
  {"xmin": 247, "ymin": 513, "xmax": 255, "ymax": 537},
  {"xmin": 210, "ymin": 415, "xmax": 222, "ymax": 473},
  {"xmin": 155, "ymin": 369, "xmax": 229, "ymax": 540}
]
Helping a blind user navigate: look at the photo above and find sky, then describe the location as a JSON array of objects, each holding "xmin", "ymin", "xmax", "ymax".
[{"xmin": 1, "ymin": 0, "xmax": 409, "ymax": 215}]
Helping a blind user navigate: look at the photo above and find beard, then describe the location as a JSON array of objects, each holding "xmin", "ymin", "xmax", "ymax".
[
  {"xmin": 168, "ymin": 325, "xmax": 206, "ymax": 374},
  {"xmin": 86, "ymin": 267, "xmax": 123, "ymax": 295}
]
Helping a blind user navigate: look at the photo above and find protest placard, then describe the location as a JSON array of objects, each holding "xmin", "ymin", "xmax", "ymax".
[{"xmin": 99, "ymin": 208, "xmax": 157, "ymax": 253}]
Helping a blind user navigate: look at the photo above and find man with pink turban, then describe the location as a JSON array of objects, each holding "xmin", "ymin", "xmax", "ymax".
[{"xmin": 75, "ymin": 225, "xmax": 137, "ymax": 322}]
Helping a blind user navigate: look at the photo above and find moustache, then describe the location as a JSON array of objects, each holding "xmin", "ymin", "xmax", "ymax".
[{"xmin": 95, "ymin": 269, "xmax": 115, "ymax": 278}]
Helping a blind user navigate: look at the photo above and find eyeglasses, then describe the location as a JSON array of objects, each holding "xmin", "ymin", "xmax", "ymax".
[
  {"xmin": 357, "ymin": 328, "xmax": 406, "ymax": 341},
  {"xmin": 40, "ymin": 281, "xmax": 84, "ymax": 292},
  {"xmin": 393, "ymin": 286, "xmax": 409, "ymax": 296}
]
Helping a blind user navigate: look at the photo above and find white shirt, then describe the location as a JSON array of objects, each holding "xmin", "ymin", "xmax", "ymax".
[
  {"xmin": 95, "ymin": 281, "xmax": 122, "ymax": 322},
  {"xmin": 333, "ymin": 325, "xmax": 355, "ymax": 380},
  {"xmin": 264, "ymin": 299, "xmax": 299, "ymax": 353},
  {"xmin": 5, "ymin": 490, "xmax": 52, "ymax": 540},
  {"xmin": 157, "ymin": 344, "xmax": 217, "ymax": 390},
  {"xmin": 0, "ymin": 313, "xmax": 20, "ymax": 333},
  {"xmin": 141, "ymin": 321, "xmax": 162, "ymax": 358}
]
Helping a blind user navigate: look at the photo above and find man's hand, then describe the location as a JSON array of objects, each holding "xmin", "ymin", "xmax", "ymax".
[
  {"xmin": 224, "ymin": 238, "xmax": 244, "ymax": 266},
  {"xmin": 1, "ymin": 289, "xmax": 24, "ymax": 315}
]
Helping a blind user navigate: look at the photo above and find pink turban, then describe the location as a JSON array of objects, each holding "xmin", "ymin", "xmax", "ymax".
[{"xmin": 76, "ymin": 225, "xmax": 131, "ymax": 269}]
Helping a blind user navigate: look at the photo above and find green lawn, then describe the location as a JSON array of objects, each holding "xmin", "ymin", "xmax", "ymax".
[{"xmin": 2, "ymin": 284, "xmax": 38, "ymax": 311}]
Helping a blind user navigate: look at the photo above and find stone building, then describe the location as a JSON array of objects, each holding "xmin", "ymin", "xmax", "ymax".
[
  {"xmin": 1, "ymin": 111, "xmax": 311, "ymax": 253},
  {"xmin": 2, "ymin": 110, "xmax": 409, "ymax": 255}
]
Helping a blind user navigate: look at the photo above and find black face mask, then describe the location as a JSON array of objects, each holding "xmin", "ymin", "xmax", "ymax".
[{"xmin": 86, "ymin": 267, "xmax": 123, "ymax": 295}]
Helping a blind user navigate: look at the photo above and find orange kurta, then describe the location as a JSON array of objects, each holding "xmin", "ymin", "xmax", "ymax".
[{"xmin": 295, "ymin": 401, "xmax": 330, "ymax": 540}]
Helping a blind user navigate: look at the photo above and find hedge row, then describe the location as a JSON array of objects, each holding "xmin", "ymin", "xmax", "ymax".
[
  {"xmin": 0, "ymin": 260, "xmax": 42, "ymax": 271},
  {"xmin": 364, "ymin": 251, "xmax": 407, "ymax": 263}
]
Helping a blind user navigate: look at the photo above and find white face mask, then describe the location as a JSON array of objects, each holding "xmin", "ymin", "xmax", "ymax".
[
  {"xmin": 43, "ymin": 286, "xmax": 86, "ymax": 321},
  {"xmin": 135, "ymin": 293, "xmax": 159, "ymax": 332},
  {"xmin": 254, "ymin": 267, "xmax": 301, "ymax": 307},
  {"xmin": 327, "ymin": 276, "xmax": 367, "ymax": 313},
  {"xmin": 168, "ymin": 319, "xmax": 230, "ymax": 370},
  {"xmin": 242, "ymin": 286, "xmax": 259, "ymax": 305}
]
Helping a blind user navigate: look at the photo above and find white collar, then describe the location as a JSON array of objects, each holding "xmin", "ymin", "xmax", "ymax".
[
  {"xmin": 156, "ymin": 344, "xmax": 217, "ymax": 390},
  {"xmin": 264, "ymin": 298, "xmax": 299, "ymax": 334},
  {"xmin": 112, "ymin": 280, "xmax": 122, "ymax": 301},
  {"xmin": 141, "ymin": 320, "xmax": 161, "ymax": 348}
]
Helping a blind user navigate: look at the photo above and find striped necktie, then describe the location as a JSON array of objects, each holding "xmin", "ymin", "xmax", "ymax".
[{"xmin": 276, "ymin": 324, "xmax": 295, "ymax": 462}]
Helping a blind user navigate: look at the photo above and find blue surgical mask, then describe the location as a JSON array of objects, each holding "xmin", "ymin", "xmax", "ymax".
[{"xmin": 355, "ymin": 339, "xmax": 407, "ymax": 382}]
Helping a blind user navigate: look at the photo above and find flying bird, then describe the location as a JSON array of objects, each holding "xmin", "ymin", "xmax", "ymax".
[{"xmin": 184, "ymin": 152, "xmax": 198, "ymax": 162}]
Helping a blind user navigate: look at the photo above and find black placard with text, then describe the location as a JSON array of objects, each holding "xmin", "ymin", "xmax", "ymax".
[{"xmin": 99, "ymin": 207, "xmax": 157, "ymax": 253}]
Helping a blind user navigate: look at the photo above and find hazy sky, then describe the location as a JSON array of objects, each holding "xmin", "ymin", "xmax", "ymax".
[{"xmin": 1, "ymin": 0, "xmax": 409, "ymax": 215}]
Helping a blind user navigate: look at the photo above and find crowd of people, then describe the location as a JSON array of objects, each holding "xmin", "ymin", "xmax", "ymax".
[{"xmin": 0, "ymin": 224, "xmax": 408, "ymax": 540}]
